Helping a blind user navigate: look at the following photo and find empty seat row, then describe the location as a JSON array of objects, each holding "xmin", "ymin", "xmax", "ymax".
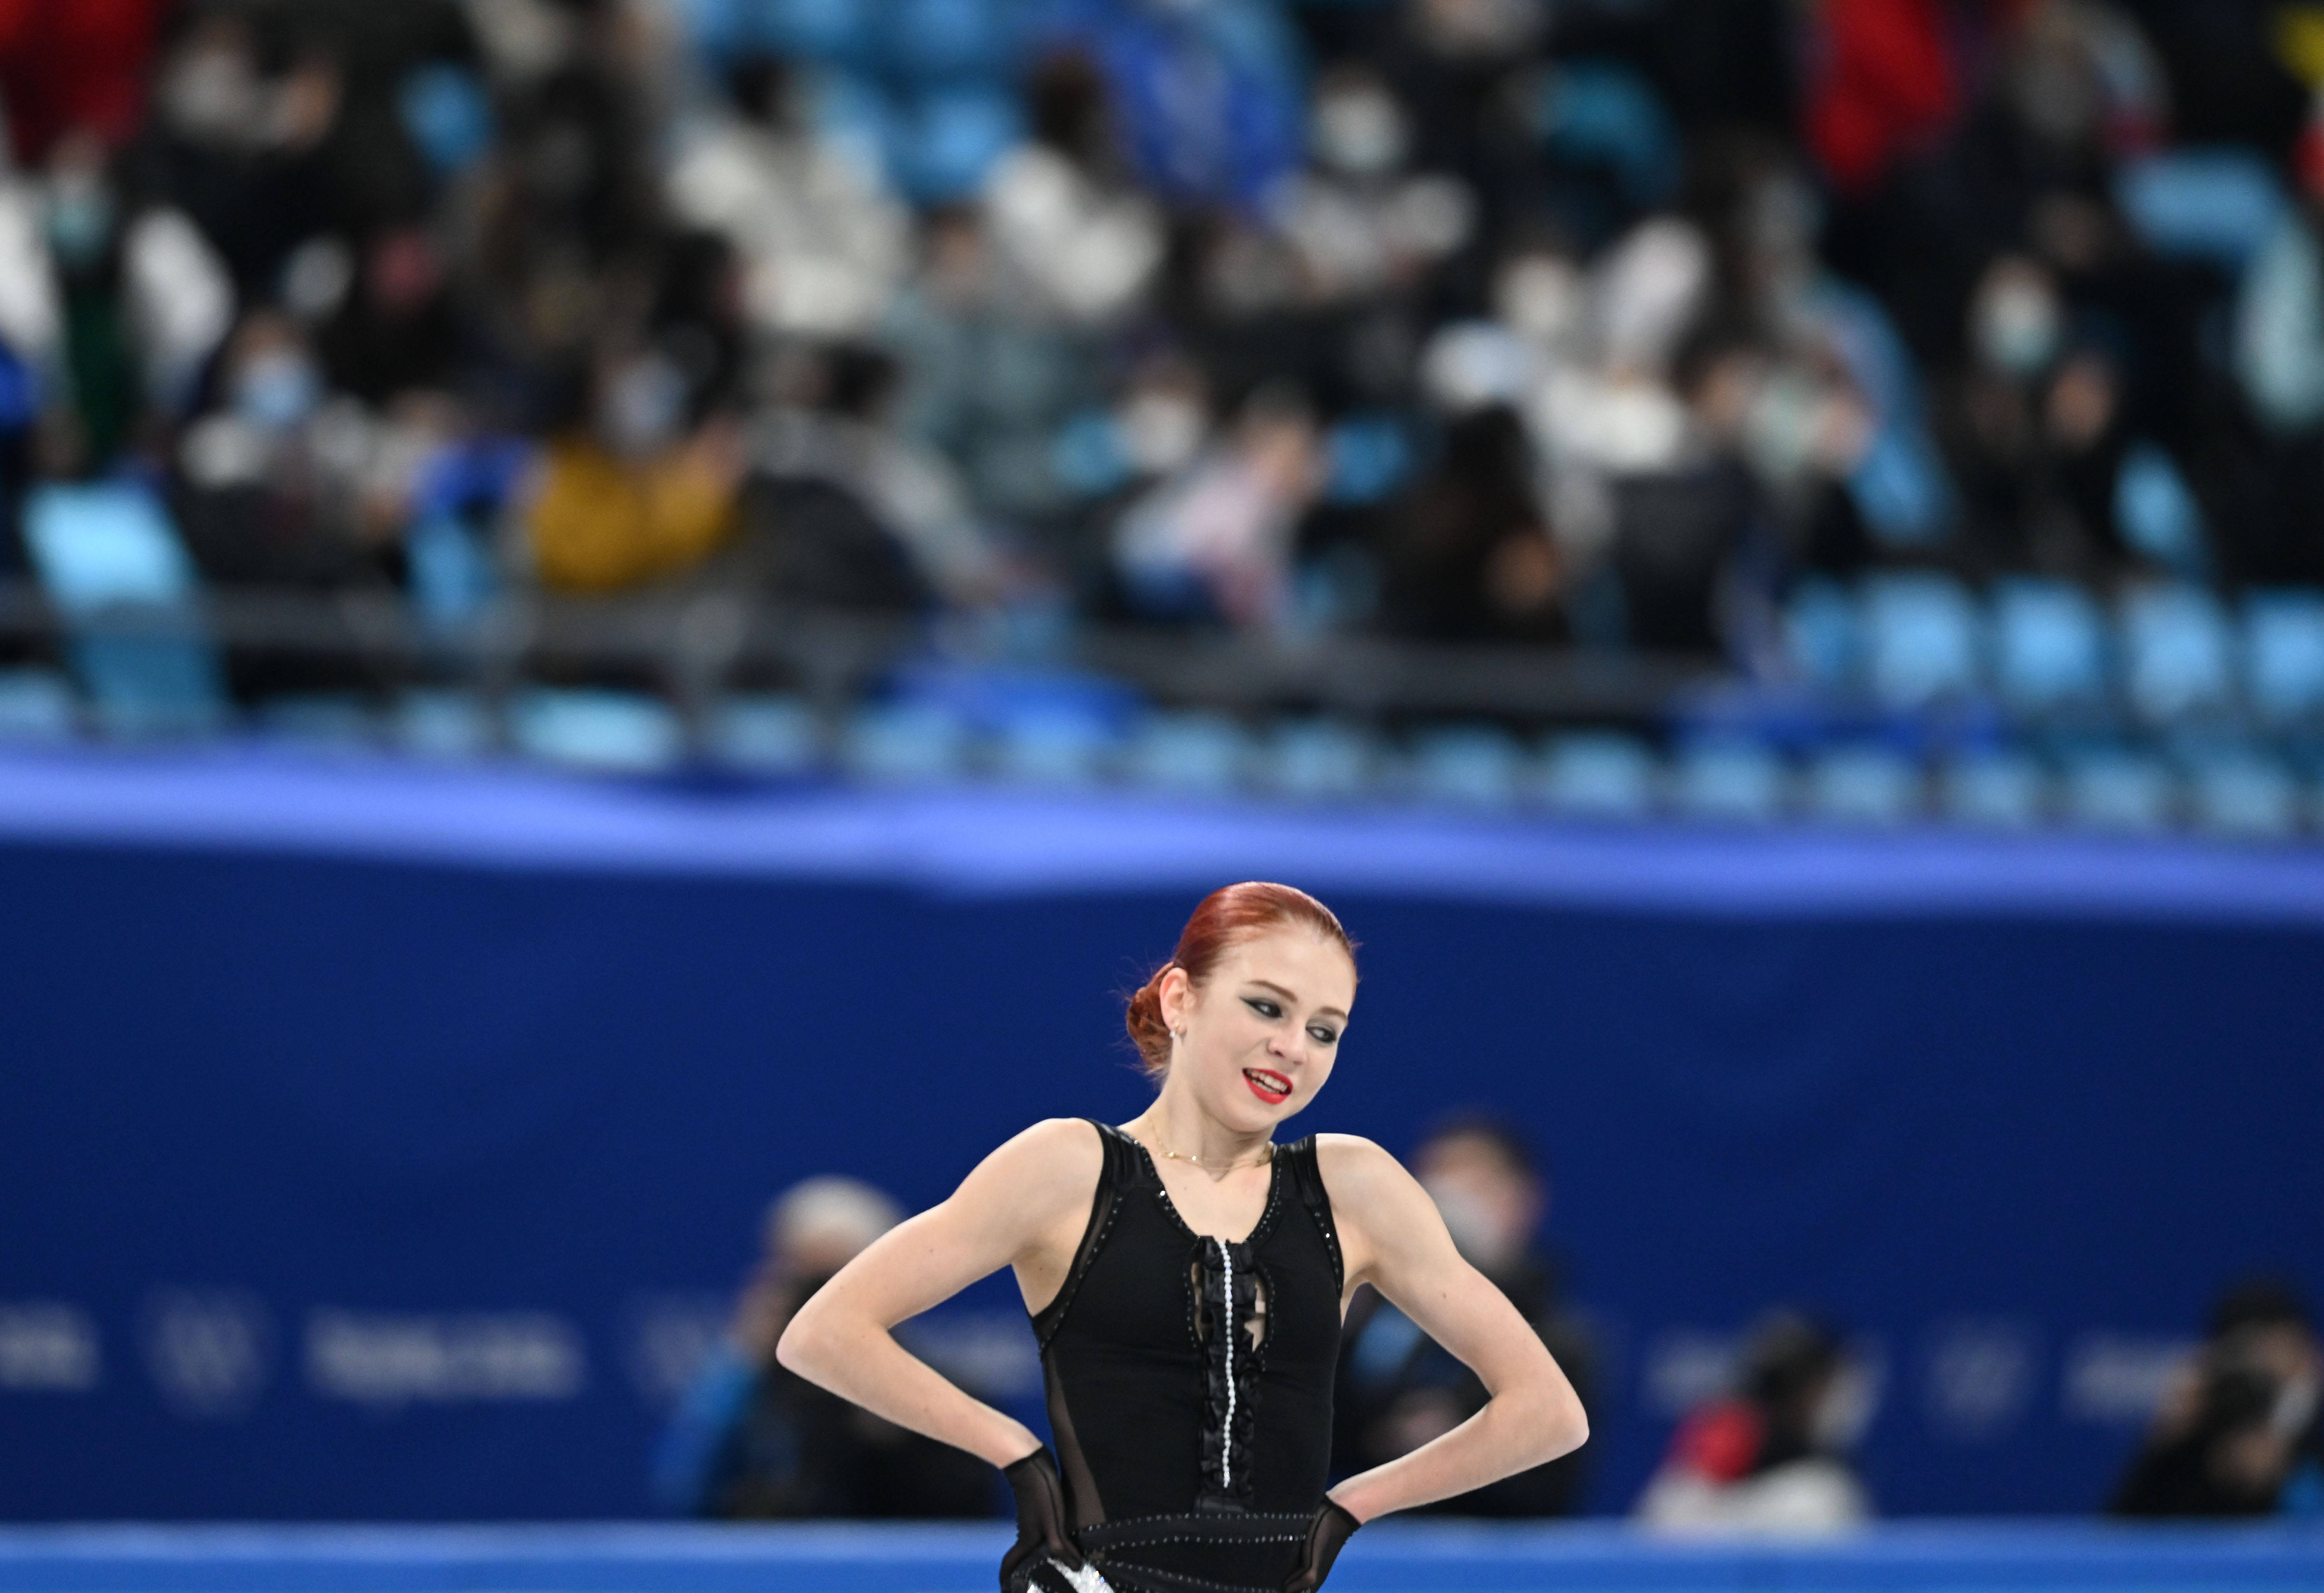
[
  {"xmin": 0, "ymin": 671, "xmax": 2314, "ymax": 841},
  {"xmin": 1786, "ymin": 573, "xmax": 2324, "ymax": 728}
]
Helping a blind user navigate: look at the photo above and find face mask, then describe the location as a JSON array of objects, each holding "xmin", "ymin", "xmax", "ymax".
[
  {"xmin": 1495, "ymin": 255, "xmax": 1583, "ymax": 346},
  {"xmin": 45, "ymin": 180, "xmax": 117, "ymax": 269},
  {"xmin": 1810, "ymin": 1360, "xmax": 1878, "ymax": 1452},
  {"xmin": 600, "ymin": 355, "xmax": 686, "ymax": 456},
  {"xmin": 1313, "ymin": 91, "xmax": 1408, "ymax": 178},
  {"xmin": 1423, "ymin": 1177, "xmax": 1516, "ymax": 1271},
  {"xmin": 162, "ymin": 47, "xmax": 263, "ymax": 146},
  {"xmin": 1974, "ymin": 279, "xmax": 2062, "ymax": 378},
  {"xmin": 235, "ymin": 351, "xmax": 323, "ymax": 430},
  {"xmin": 1119, "ymin": 392, "xmax": 1207, "ymax": 475},
  {"xmin": 2276, "ymin": 1371, "xmax": 2321, "ymax": 1439}
]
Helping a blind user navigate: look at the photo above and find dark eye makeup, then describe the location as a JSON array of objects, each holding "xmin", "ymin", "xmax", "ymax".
[{"xmin": 1246, "ymin": 994, "xmax": 1343, "ymax": 1045}]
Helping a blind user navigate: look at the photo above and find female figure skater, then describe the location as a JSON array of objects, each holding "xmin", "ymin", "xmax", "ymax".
[{"xmin": 779, "ymin": 882, "xmax": 1587, "ymax": 1593}]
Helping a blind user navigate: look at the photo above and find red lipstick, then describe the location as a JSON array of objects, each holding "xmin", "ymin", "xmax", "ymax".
[{"xmin": 1244, "ymin": 1068, "xmax": 1292, "ymax": 1105}]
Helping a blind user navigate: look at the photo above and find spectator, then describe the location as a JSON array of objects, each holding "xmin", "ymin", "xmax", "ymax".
[
  {"xmin": 745, "ymin": 341, "xmax": 1007, "ymax": 610},
  {"xmin": 664, "ymin": 57, "xmax": 912, "ymax": 343},
  {"xmin": 0, "ymin": 0, "xmax": 171, "ymax": 167},
  {"xmin": 1333, "ymin": 1114, "xmax": 1596, "ymax": 1516},
  {"xmin": 174, "ymin": 308, "xmax": 387, "ymax": 589},
  {"xmin": 0, "ymin": 0, "xmax": 2315, "ymax": 690},
  {"xmin": 1379, "ymin": 404, "xmax": 1563, "ymax": 643},
  {"xmin": 1113, "ymin": 381, "xmax": 1323, "ymax": 627},
  {"xmin": 979, "ymin": 52, "xmax": 1165, "ymax": 329},
  {"xmin": 2111, "ymin": 1279, "xmax": 2324, "ymax": 1518},
  {"xmin": 525, "ymin": 342, "xmax": 743, "ymax": 594},
  {"xmin": 652, "ymin": 1176, "xmax": 995, "ymax": 1519},
  {"xmin": 1634, "ymin": 1312, "xmax": 1873, "ymax": 1535},
  {"xmin": 1052, "ymin": 0, "xmax": 1307, "ymax": 214}
]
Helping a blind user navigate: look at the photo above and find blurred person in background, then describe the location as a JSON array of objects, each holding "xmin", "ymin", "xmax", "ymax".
[
  {"xmin": 525, "ymin": 339, "xmax": 744, "ymax": 595},
  {"xmin": 742, "ymin": 341, "xmax": 1010, "ymax": 612},
  {"xmin": 1112, "ymin": 381, "xmax": 1324, "ymax": 627},
  {"xmin": 0, "ymin": 0, "xmax": 170, "ymax": 168},
  {"xmin": 663, "ymin": 55, "xmax": 911, "ymax": 345},
  {"xmin": 1334, "ymin": 1113, "xmax": 1595, "ymax": 1515},
  {"xmin": 2111, "ymin": 1279, "xmax": 2324, "ymax": 1519},
  {"xmin": 653, "ymin": 1175, "xmax": 995, "ymax": 1519},
  {"xmin": 1635, "ymin": 1311, "xmax": 1873, "ymax": 1535}
]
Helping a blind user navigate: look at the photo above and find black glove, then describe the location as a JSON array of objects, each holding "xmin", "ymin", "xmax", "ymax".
[
  {"xmin": 1282, "ymin": 1498, "xmax": 1361, "ymax": 1593},
  {"xmin": 1000, "ymin": 1446, "xmax": 1085, "ymax": 1593}
]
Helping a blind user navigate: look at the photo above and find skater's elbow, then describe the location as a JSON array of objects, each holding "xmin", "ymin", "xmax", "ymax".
[
  {"xmin": 774, "ymin": 1296, "xmax": 841, "ymax": 1386},
  {"xmin": 1515, "ymin": 1377, "xmax": 1588, "ymax": 1465},
  {"xmin": 1549, "ymin": 1398, "xmax": 1589, "ymax": 1459}
]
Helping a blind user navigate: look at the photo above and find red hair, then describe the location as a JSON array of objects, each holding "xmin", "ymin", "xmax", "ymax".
[{"xmin": 1125, "ymin": 883, "xmax": 1357, "ymax": 1078}]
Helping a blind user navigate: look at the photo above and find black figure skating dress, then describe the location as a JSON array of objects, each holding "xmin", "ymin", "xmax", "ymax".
[{"xmin": 1030, "ymin": 1121, "xmax": 1345, "ymax": 1593}]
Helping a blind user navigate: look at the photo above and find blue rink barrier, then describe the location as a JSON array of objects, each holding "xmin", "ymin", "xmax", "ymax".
[
  {"xmin": 6, "ymin": 747, "xmax": 2324, "ymax": 1518},
  {"xmin": 0, "ymin": 1525, "xmax": 2321, "ymax": 1593}
]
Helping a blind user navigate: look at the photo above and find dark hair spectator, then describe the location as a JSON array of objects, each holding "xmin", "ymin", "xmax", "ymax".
[
  {"xmin": 1635, "ymin": 1311, "xmax": 1873, "ymax": 1534},
  {"xmin": 2111, "ymin": 1279, "xmax": 2323, "ymax": 1518},
  {"xmin": 1332, "ymin": 1112, "xmax": 1597, "ymax": 1516},
  {"xmin": 652, "ymin": 1176, "xmax": 996, "ymax": 1519}
]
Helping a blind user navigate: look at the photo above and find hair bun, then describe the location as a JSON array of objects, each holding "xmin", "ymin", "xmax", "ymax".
[{"xmin": 1124, "ymin": 964, "xmax": 1173, "ymax": 1075}]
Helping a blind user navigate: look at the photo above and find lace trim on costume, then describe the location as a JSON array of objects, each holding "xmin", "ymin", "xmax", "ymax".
[{"xmin": 1193, "ymin": 1236, "xmax": 1263, "ymax": 1510}]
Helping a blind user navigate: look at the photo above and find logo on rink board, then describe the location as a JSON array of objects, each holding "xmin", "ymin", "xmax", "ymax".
[
  {"xmin": 305, "ymin": 1309, "xmax": 587, "ymax": 1409},
  {"xmin": 0, "ymin": 1302, "xmax": 102, "ymax": 1392},
  {"xmin": 142, "ymin": 1289, "xmax": 275, "ymax": 1418}
]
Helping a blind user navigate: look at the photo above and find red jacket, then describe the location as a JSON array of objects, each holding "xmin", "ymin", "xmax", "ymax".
[
  {"xmin": 1804, "ymin": 0, "xmax": 1964, "ymax": 195},
  {"xmin": 0, "ymin": 0, "xmax": 171, "ymax": 163}
]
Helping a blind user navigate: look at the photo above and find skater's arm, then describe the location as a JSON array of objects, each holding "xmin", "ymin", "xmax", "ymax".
[
  {"xmin": 1317, "ymin": 1135, "xmax": 1587, "ymax": 1522},
  {"xmin": 777, "ymin": 1118, "xmax": 1099, "ymax": 1468}
]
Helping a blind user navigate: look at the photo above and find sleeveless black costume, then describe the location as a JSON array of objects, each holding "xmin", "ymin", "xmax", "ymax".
[{"xmin": 1030, "ymin": 1121, "xmax": 1345, "ymax": 1593}]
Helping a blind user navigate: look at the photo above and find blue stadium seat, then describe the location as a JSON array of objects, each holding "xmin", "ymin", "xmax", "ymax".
[
  {"xmin": 878, "ymin": 0, "xmax": 1016, "ymax": 82},
  {"xmin": 509, "ymin": 689, "xmax": 686, "ymax": 774},
  {"xmin": 710, "ymin": 695, "xmax": 823, "ymax": 776},
  {"xmin": 1257, "ymin": 719, "xmax": 1376, "ymax": 803},
  {"xmin": 1669, "ymin": 741, "xmax": 1788, "ymax": 824},
  {"xmin": 989, "ymin": 708, "xmax": 1118, "ymax": 789},
  {"xmin": 1408, "ymin": 724, "xmax": 1523, "ymax": 809},
  {"xmin": 406, "ymin": 513, "xmax": 500, "ymax": 631},
  {"xmin": 2060, "ymin": 749, "xmax": 2176, "ymax": 834},
  {"xmin": 2184, "ymin": 748, "xmax": 2301, "ymax": 841},
  {"xmin": 893, "ymin": 85, "xmax": 1023, "ymax": 202},
  {"xmin": 1783, "ymin": 577, "xmax": 1859, "ymax": 690},
  {"xmin": 2114, "ymin": 146, "xmax": 2286, "ymax": 273},
  {"xmin": 1938, "ymin": 750, "xmax": 2049, "ymax": 829},
  {"xmin": 808, "ymin": 70, "xmax": 898, "ymax": 182},
  {"xmin": 1991, "ymin": 578, "xmax": 2108, "ymax": 718},
  {"xmin": 1122, "ymin": 711, "xmax": 1253, "ymax": 797},
  {"xmin": 22, "ymin": 482, "xmax": 229, "ymax": 740},
  {"xmin": 2243, "ymin": 589, "xmax": 2324, "ymax": 728},
  {"xmin": 1533, "ymin": 731, "xmax": 1657, "ymax": 820},
  {"xmin": 394, "ymin": 690, "xmax": 495, "ymax": 761},
  {"xmin": 0, "ymin": 667, "xmax": 77, "ymax": 743},
  {"xmin": 2119, "ymin": 583, "xmax": 2236, "ymax": 724},
  {"xmin": 839, "ymin": 700, "xmax": 969, "ymax": 785},
  {"xmin": 1862, "ymin": 571, "xmax": 1983, "ymax": 709},
  {"xmin": 1805, "ymin": 746, "xmax": 1921, "ymax": 827},
  {"xmin": 765, "ymin": 0, "xmax": 874, "ymax": 62}
]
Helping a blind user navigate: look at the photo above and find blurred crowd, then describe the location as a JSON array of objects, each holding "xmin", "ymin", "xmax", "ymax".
[
  {"xmin": 655, "ymin": 1120, "xmax": 2323, "ymax": 1525},
  {"xmin": 5, "ymin": 0, "xmax": 2324, "ymax": 677}
]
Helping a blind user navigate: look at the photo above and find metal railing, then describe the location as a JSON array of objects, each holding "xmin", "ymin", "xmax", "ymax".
[{"xmin": 0, "ymin": 581, "xmax": 1723, "ymax": 728}]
